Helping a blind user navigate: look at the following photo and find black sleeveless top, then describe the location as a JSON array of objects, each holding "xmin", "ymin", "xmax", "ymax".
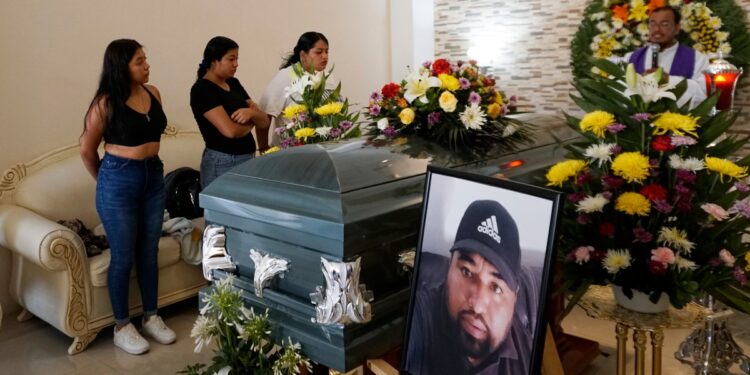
[{"xmin": 103, "ymin": 87, "xmax": 168, "ymax": 146}]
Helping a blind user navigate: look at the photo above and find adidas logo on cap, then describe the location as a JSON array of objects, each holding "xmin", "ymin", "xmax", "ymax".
[{"xmin": 477, "ymin": 215, "xmax": 502, "ymax": 244}]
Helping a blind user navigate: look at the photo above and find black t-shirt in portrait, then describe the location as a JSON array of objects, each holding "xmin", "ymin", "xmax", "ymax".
[{"xmin": 190, "ymin": 77, "xmax": 256, "ymax": 155}]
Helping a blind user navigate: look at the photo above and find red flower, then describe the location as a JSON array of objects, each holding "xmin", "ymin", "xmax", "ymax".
[
  {"xmin": 651, "ymin": 135, "xmax": 675, "ymax": 152},
  {"xmin": 640, "ymin": 184, "xmax": 668, "ymax": 201},
  {"xmin": 482, "ymin": 77, "xmax": 495, "ymax": 87},
  {"xmin": 599, "ymin": 222, "xmax": 615, "ymax": 237},
  {"xmin": 432, "ymin": 59, "xmax": 452, "ymax": 76},
  {"xmin": 381, "ymin": 83, "xmax": 401, "ymax": 99},
  {"xmin": 648, "ymin": 260, "xmax": 668, "ymax": 276}
]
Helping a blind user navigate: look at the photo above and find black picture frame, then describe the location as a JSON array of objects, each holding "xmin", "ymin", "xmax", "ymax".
[{"xmin": 401, "ymin": 166, "xmax": 563, "ymax": 375}]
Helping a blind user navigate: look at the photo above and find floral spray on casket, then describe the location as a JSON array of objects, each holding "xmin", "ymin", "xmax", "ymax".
[{"xmin": 548, "ymin": 59, "xmax": 750, "ymax": 315}]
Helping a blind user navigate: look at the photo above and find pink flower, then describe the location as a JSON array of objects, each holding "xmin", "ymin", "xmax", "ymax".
[
  {"xmin": 701, "ymin": 203, "xmax": 730, "ymax": 221},
  {"xmin": 651, "ymin": 247, "xmax": 675, "ymax": 265},
  {"xmin": 719, "ymin": 249, "xmax": 736, "ymax": 267},
  {"xmin": 573, "ymin": 246, "xmax": 594, "ymax": 264}
]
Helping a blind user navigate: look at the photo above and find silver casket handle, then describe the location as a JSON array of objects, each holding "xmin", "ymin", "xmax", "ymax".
[
  {"xmin": 201, "ymin": 225, "xmax": 236, "ymax": 281},
  {"xmin": 398, "ymin": 248, "xmax": 416, "ymax": 270},
  {"xmin": 310, "ymin": 257, "xmax": 374, "ymax": 325},
  {"xmin": 248, "ymin": 249, "xmax": 289, "ymax": 298}
]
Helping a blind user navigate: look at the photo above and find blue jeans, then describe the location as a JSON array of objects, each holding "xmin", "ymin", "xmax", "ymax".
[
  {"xmin": 200, "ymin": 148, "xmax": 254, "ymax": 189},
  {"xmin": 96, "ymin": 153, "xmax": 165, "ymax": 325}
]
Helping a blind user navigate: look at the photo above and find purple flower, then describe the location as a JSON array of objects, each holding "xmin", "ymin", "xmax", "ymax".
[
  {"xmin": 427, "ymin": 111, "xmax": 442, "ymax": 127},
  {"xmin": 653, "ymin": 200, "xmax": 673, "ymax": 214},
  {"xmin": 674, "ymin": 183, "xmax": 691, "ymax": 195},
  {"xmin": 734, "ymin": 182, "xmax": 750, "ymax": 193},
  {"xmin": 339, "ymin": 120, "xmax": 353, "ymax": 130},
  {"xmin": 671, "ymin": 136, "xmax": 697, "ymax": 147},
  {"xmin": 567, "ymin": 192, "xmax": 586, "ymax": 203},
  {"xmin": 631, "ymin": 113, "xmax": 651, "ymax": 121},
  {"xmin": 451, "ymin": 63, "xmax": 460, "ymax": 73},
  {"xmin": 298, "ymin": 112, "xmax": 309, "ymax": 122},
  {"xmin": 370, "ymin": 91, "xmax": 383, "ymax": 102},
  {"xmin": 709, "ymin": 257, "xmax": 722, "ymax": 267},
  {"xmin": 459, "ymin": 77, "xmax": 471, "ymax": 89},
  {"xmin": 610, "ymin": 144, "xmax": 623, "ymax": 155},
  {"xmin": 509, "ymin": 95, "xmax": 517, "ymax": 102},
  {"xmin": 676, "ymin": 170, "xmax": 697, "ymax": 183},
  {"xmin": 576, "ymin": 172, "xmax": 592, "ymax": 186},
  {"xmin": 734, "ymin": 266, "xmax": 748, "ymax": 286},
  {"xmin": 632, "ymin": 227, "xmax": 653, "ymax": 243},
  {"xmin": 274, "ymin": 127, "xmax": 285, "ymax": 135},
  {"xmin": 329, "ymin": 127, "xmax": 343, "ymax": 138},
  {"xmin": 601, "ymin": 191, "xmax": 613, "ymax": 200},
  {"xmin": 383, "ymin": 126, "xmax": 397, "ymax": 137},
  {"xmin": 280, "ymin": 139, "xmax": 294, "ymax": 149},
  {"xmin": 422, "ymin": 60, "xmax": 432, "ymax": 68},
  {"xmin": 576, "ymin": 214, "xmax": 592, "ymax": 225},
  {"xmin": 607, "ymin": 123, "xmax": 627, "ymax": 133},
  {"xmin": 468, "ymin": 91, "xmax": 482, "ymax": 105},
  {"xmin": 369, "ymin": 105, "xmax": 381, "ymax": 116},
  {"xmin": 729, "ymin": 201, "xmax": 750, "ymax": 218},
  {"xmin": 456, "ymin": 60, "xmax": 464, "ymax": 67},
  {"xmin": 602, "ymin": 175, "xmax": 625, "ymax": 189}
]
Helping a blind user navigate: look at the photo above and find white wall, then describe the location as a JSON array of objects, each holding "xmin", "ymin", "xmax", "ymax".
[{"xmin": 0, "ymin": 0, "xmax": 395, "ymax": 316}]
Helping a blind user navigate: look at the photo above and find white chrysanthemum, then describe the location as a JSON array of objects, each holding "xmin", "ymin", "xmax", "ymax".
[
  {"xmin": 674, "ymin": 255, "xmax": 697, "ymax": 270},
  {"xmin": 668, "ymin": 154, "xmax": 705, "ymax": 171},
  {"xmin": 576, "ymin": 193, "xmax": 610, "ymax": 213},
  {"xmin": 603, "ymin": 249, "xmax": 632, "ymax": 274},
  {"xmin": 658, "ymin": 227, "xmax": 695, "ymax": 254},
  {"xmin": 597, "ymin": 21, "xmax": 611, "ymax": 33},
  {"xmin": 584, "ymin": 143, "xmax": 616, "ymax": 167},
  {"xmin": 191, "ymin": 315, "xmax": 217, "ymax": 353},
  {"xmin": 315, "ymin": 126, "xmax": 332, "ymax": 138},
  {"xmin": 376, "ymin": 118, "xmax": 389, "ymax": 131},
  {"xmin": 716, "ymin": 31, "xmax": 729, "ymax": 42},
  {"xmin": 459, "ymin": 103, "xmax": 487, "ymax": 130},
  {"xmin": 589, "ymin": 11, "xmax": 606, "ymax": 21},
  {"xmin": 637, "ymin": 22, "xmax": 650, "ymax": 36}
]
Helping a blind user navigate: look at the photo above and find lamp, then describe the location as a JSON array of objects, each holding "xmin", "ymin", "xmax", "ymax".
[{"xmin": 703, "ymin": 55, "xmax": 743, "ymax": 112}]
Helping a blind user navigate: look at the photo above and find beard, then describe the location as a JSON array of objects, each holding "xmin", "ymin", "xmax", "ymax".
[{"xmin": 454, "ymin": 311, "xmax": 493, "ymax": 359}]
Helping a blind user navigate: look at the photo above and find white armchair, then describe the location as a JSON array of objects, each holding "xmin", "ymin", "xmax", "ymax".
[{"xmin": 0, "ymin": 126, "xmax": 208, "ymax": 354}]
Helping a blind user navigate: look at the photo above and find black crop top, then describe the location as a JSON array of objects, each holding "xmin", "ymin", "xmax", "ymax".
[
  {"xmin": 103, "ymin": 87, "xmax": 168, "ymax": 146},
  {"xmin": 190, "ymin": 77, "xmax": 255, "ymax": 155}
]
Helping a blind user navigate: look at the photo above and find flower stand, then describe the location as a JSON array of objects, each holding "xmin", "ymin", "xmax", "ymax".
[
  {"xmin": 675, "ymin": 295, "xmax": 750, "ymax": 374},
  {"xmin": 578, "ymin": 285, "xmax": 707, "ymax": 375}
]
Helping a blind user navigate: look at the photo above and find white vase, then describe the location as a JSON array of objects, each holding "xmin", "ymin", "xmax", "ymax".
[{"xmin": 612, "ymin": 285, "xmax": 669, "ymax": 313}]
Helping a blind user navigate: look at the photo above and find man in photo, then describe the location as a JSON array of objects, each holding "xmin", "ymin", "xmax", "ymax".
[{"xmin": 404, "ymin": 200, "xmax": 535, "ymax": 375}]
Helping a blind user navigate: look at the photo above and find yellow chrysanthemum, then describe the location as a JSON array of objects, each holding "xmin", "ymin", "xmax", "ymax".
[
  {"xmin": 705, "ymin": 156, "xmax": 749, "ymax": 181},
  {"xmin": 263, "ymin": 146, "xmax": 281, "ymax": 154},
  {"xmin": 438, "ymin": 74, "xmax": 460, "ymax": 91},
  {"xmin": 652, "ymin": 112, "xmax": 700, "ymax": 136},
  {"xmin": 603, "ymin": 249, "xmax": 632, "ymax": 274},
  {"xmin": 628, "ymin": 0, "xmax": 649, "ymax": 22},
  {"xmin": 611, "ymin": 152, "xmax": 650, "ymax": 183},
  {"xmin": 314, "ymin": 102, "xmax": 344, "ymax": 116},
  {"xmin": 494, "ymin": 92, "xmax": 504, "ymax": 106},
  {"xmin": 545, "ymin": 160, "xmax": 587, "ymax": 187},
  {"xmin": 294, "ymin": 127, "xmax": 317, "ymax": 141},
  {"xmin": 283, "ymin": 104, "xmax": 307, "ymax": 119},
  {"xmin": 399, "ymin": 108, "xmax": 415, "ymax": 125},
  {"xmin": 616, "ymin": 192, "xmax": 651, "ymax": 216},
  {"xmin": 486, "ymin": 103, "xmax": 502, "ymax": 119},
  {"xmin": 579, "ymin": 110, "xmax": 615, "ymax": 138}
]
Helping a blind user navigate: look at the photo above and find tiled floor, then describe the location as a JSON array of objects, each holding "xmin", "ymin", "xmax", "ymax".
[{"xmin": 1, "ymin": 298, "xmax": 750, "ymax": 374}]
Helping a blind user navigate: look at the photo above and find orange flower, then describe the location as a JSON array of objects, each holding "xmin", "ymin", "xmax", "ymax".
[
  {"xmin": 397, "ymin": 98, "xmax": 408, "ymax": 108},
  {"xmin": 612, "ymin": 4, "xmax": 629, "ymax": 22},
  {"xmin": 647, "ymin": 0, "xmax": 665, "ymax": 14}
]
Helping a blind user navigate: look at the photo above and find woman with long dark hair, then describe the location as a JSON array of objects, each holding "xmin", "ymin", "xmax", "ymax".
[
  {"xmin": 190, "ymin": 36, "xmax": 269, "ymax": 188},
  {"xmin": 258, "ymin": 31, "xmax": 333, "ymax": 147},
  {"xmin": 80, "ymin": 39, "xmax": 176, "ymax": 355}
]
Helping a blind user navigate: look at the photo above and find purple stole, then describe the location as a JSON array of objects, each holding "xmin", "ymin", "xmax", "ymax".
[{"xmin": 628, "ymin": 44, "xmax": 696, "ymax": 78}]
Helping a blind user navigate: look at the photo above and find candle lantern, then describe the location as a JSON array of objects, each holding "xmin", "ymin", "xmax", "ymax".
[{"xmin": 703, "ymin": 56, "xmax": 743, "ymax": 111}]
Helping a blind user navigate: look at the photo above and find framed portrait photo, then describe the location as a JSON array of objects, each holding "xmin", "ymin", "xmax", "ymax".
[{"xmin": 402, "ymin": 166, "xmax": 563, "ymax": 375}]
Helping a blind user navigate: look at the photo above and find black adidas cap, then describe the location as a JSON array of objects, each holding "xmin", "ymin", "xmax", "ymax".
[{"xmin": 450, "ymin": 200, "xmax": 521, "ymax": 292}]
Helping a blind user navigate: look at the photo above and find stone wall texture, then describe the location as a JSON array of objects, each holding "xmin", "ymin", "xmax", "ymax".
[{"xmin": 434, "ymin": 0, "xmax": 750, "ymax": 144}]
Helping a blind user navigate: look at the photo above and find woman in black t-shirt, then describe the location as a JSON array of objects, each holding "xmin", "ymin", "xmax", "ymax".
[{"xmin": 190, "ymin": 36, "xmax": 269, "ymax": 188}]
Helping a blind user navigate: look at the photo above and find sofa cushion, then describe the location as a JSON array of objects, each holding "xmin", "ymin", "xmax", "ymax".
[{"xmin": 88, "ymin": 236, "xmax": 182, "ymax": 287}]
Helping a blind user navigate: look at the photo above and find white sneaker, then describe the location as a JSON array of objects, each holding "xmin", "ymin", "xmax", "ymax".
[
  {"xmin": 113, "ymin": 323, "xmax": 150, "ymax": 355},
  {"xmin": 142, "ymin": 315, "xmax": 176, "ymax": 345}
]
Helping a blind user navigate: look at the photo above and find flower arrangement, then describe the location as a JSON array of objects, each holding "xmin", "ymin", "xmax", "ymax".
[
  {"xmin": 364, "ymin": 58, "xmax": 533, "ymax": 153},
  {"xmin": 278, "ymin": 63, "xmax": 360, "ymax": 148},
  {"xmin": 570, "ymin": 0, "xmax": 750, "ymax": 79},
  {"xmin": 550, "ymin": 59, "xmax": 750, "ymax": 314},
  {"xmin": 181, "ymin": 275, "xmax": 311, "ymax": 375}
]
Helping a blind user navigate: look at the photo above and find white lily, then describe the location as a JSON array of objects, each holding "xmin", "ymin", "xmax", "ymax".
[
  {"xmin": 284, "ymin": 74, "xmax": 311, "ymax": 98},
  {"xmin": 403, "ymin": 71, "xmax": 441, "ymax": 104},
  {"xmin": 309, "ymin": 70, "xmax": 325, "ymax": 89},
  {"xmin": 622, "ymin": 63, "xmax": 676, "ymax": 104}
]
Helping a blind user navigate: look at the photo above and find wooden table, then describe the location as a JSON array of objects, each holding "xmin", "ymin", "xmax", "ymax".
[{"xmin": 577, "ymin": 285, "xmax": 707, "ymax": 375}]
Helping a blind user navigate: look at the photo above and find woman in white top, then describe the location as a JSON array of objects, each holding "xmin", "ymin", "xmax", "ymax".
[{"xmin": 258, "ymin": 31, "xmax": 335, "ymax": 147}]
